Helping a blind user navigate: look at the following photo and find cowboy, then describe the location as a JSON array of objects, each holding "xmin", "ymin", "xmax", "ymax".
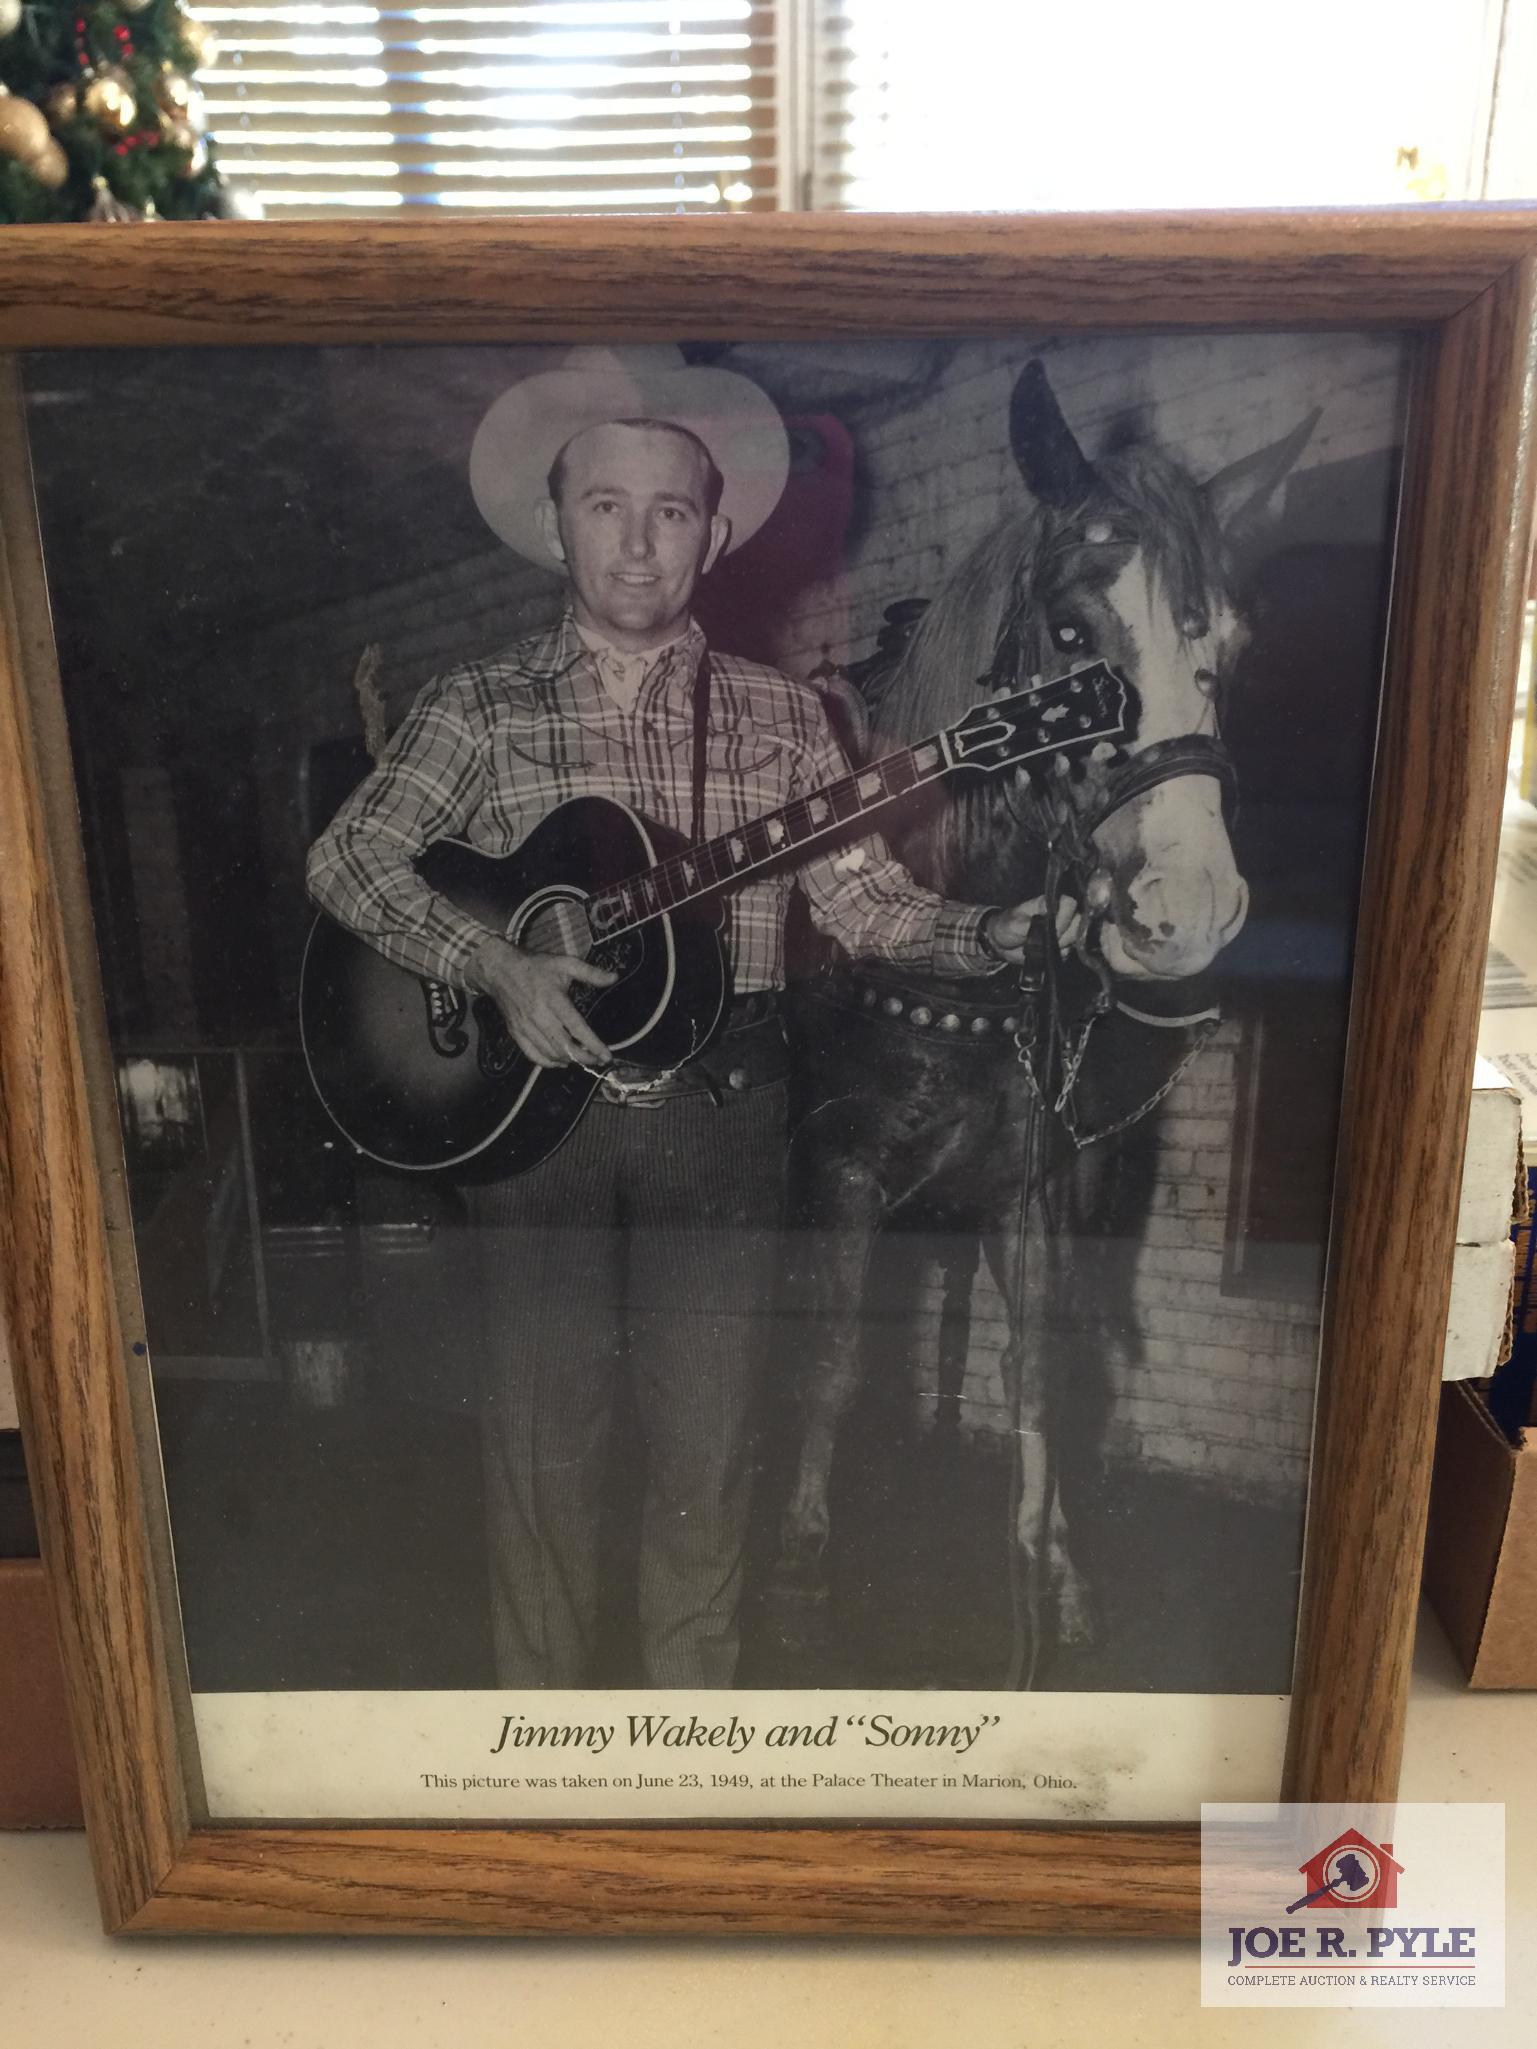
[{"xmin": 307, "ymin": 346, "xmax": 1046, "ymax": 1689}]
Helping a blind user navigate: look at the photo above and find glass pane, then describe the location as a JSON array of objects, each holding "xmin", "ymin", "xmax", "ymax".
[{"xmin": 25, "ymin": 327, "xmax": 1410, "ymax": 1823}]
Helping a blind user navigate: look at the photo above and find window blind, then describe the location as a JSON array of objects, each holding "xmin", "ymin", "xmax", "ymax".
[
  {"xmin": 811, "ymin": 1, "xmax": 1501, "ymax": 213},
  {"xmin": 200, "ymin": 3, "xmax": 780, "ymax": 214}
]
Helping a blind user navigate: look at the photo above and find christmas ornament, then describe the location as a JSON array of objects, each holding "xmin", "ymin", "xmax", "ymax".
[
  {"xmin": 0, "ymin": 85, "xmax": 69, "ymax": 190},
  {"xmin": 87, "ymin": 176, "xmax": 141, "ymax": 222},
  {"xmin": 0, "ymin": 89, "xmax": 52, "ymax": 167},
  {"xmin": 43, "ymin": 82, "xmax": 80, "ymax": 129},
  {"xmin": 81, "ymin": 67, "xmax": 138, "ymax": 139},
  {"xmin": 176, "ymin": 11, "xmax": 216, "ymax": 66},
  {"xmin": 156, "ymin": 68, "xmax": 205, "ymax": 133},
  {"xmin": 28, "ymin": 136, "xmax": 68, "ymax": 190},
  {"xmin": 0, "ymin": 0, "xmax": 24, "ymax": 38},
  {"xmin": 157, "ymin": 68, "xmax": 193, "ymax": 116}
]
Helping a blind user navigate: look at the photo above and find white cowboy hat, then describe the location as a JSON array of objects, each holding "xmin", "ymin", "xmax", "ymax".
[{"xmin": 470, "ymin": 344, "xmax": 791, "ymax": 569}]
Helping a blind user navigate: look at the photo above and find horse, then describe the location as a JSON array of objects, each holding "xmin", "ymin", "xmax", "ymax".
[{"xmin": 777, "ymin": 356, "xmax": 1315, "ymax": 1685}]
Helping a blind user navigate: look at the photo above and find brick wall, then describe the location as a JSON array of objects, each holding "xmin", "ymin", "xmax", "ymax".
[{"xmin": 772, "ymin": 328, "xmax": 1406, "ymax": 684}]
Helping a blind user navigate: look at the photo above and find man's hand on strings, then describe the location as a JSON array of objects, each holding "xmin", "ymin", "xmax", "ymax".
[{"xmin": 467, "ymin": 935, "xmax": 616, "ymax": 1069}]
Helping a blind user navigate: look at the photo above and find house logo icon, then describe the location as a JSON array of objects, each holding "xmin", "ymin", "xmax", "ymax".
[{"xmin": 1286, "ymin": 1828, "xmax": 1404, "ymax": 1913}]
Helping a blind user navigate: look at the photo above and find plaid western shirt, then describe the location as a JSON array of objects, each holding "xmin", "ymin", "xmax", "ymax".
[{"xmin": 306, "ymin": 614, "xmax": 994, "ymax": 993}]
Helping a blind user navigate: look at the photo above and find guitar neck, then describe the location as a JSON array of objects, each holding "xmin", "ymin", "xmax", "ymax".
[{"xmin": 587, "ymin": 728, "xmax": 957, "ymax": 940}]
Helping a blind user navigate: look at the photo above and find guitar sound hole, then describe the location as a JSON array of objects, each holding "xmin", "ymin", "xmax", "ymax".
[{"xmin": 517, "ymin": 897, "xmax": 592, "ymax": 963}]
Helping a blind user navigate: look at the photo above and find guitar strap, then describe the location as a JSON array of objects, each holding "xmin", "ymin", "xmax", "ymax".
[{"xmin": 690, "ymin": 649, "xmax": 712, "ymax": 848}]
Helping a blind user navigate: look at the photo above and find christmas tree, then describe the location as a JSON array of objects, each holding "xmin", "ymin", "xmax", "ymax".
[{"xmin": 0, "ymin": 0, "xmax": 229, "ymax": 221}]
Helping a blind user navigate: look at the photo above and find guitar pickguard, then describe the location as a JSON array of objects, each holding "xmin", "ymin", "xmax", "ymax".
[{"xmin": 423, "ymin": 980, "xmax": 470, "ymax": 1058}]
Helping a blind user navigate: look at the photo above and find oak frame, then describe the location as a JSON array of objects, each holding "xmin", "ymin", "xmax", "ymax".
[{"xmin": 0, "ymin": 209, "xmax": 1533, "ymax": 1937}]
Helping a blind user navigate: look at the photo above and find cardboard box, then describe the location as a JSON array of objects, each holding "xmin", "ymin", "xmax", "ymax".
[
  {"xmin": 1424, "ymin": 1378, "xmax": 1537, "ymax": 1688},
  {"xmin": 0, "ymin": 1558, "xmax": 84, "ymax": 1828},
  {"xmin": 1442, "ymin": 1061, "xmax": 1526, "ymax": 1380}
]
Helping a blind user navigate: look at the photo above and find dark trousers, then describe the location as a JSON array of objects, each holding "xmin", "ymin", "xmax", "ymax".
[{"xmin": 470, "ymin": 1081, "xmax": 786, "ymax": 1687}]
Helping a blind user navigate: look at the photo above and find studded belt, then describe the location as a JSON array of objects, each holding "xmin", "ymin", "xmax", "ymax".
[{"xmin": 802, "ymin": 968, "xmax": 1032, "ymax": 1042}]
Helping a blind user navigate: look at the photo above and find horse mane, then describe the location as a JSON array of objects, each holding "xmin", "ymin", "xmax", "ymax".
[
  {"xmin": 873, "ymin": 509, "xmax": 1045, "ymax": 751},
  {"xmin": 869, "ymin": 434, "xmax": 1229, "ymax": 897},
  {"xmin": 1094, "ymin": 437, "xmax": 1229, "ymax": 630}
]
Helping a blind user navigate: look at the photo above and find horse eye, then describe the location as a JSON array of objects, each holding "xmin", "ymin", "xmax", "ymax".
[{"xmin": 1049, "ymin": 621, "xmax": 1084, "ymax": 652}]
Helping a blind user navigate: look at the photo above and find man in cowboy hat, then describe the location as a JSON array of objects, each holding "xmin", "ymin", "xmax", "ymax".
[{"xmin": 308, "ymin": 347, "xmax": 1045, "ymax": 1689}]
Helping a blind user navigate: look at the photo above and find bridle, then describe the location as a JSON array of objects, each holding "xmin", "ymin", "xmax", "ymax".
[
  {"xmin": 980, "ymin": 512, "xmax": 1239, "ymax": 933},
  {"xmin": 976, "ymin": 522, "xmax": 1239, "ymax": 1114}
]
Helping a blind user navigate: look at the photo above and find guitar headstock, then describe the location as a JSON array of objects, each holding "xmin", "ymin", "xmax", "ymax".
[{"xmin": 948, "ymin": 660, "xmax": 1134, "ymax": 771}]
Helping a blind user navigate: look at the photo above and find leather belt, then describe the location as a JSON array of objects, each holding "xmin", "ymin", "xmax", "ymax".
[
  {"xmin": 802, "ymin": 967, "xmax": 1031, "ymax": 1041},
  {"xmin": 597, "ymin": 991, "xmax": 787, "ymax": 1106},
  {"xmin": 721, "ymin": 988, "xmax": 782, "ymax": 1033}
]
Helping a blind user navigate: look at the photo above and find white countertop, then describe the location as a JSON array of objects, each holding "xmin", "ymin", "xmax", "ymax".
[{"xmin": 2, "ymin": 1608, "xmax": 1532, "ymax": 2049}]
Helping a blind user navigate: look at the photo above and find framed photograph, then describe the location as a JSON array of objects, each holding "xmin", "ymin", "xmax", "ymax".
[{"xmin": 0, "ymin": 212, "xmax": 1532, "ymax": 1936}]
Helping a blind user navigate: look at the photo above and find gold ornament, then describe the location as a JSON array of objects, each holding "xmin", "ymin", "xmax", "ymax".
[
  {"xmin": 43, "ymin": 82, "xmax": 80, "ymax": 130},
  {"xmin": 156, "ymin": 70, "xmax": 206, "ymax": 134},
  {"xmin": 81, "ymin": 68, "xmax": 138, "ymax": 140},
  {"xmin": 28, "ymin": 136, "xmax": 68, "ymax": 191},
  {"xmin": 176, "ymin": 13, "xmax": 217, "ymax": 67},
  {"xmin": 87, "ymin": 176, "xmax": 141, "ymax": 223},
  {"xmin": 157, "ymin": 68, "xmax": 192, "ymax": 115},
  {"xmin": 0, "ymin": 92, "xmax": 52, "ymax": 166}
]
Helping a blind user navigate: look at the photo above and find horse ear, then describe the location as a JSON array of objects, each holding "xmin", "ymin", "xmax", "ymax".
[
  {"xmin": 1203, "ymin": 407, "xmax": 1322, "ymax": 540},
  {"xmin": 1010, "ymin": 359, "xmax": 1097, "ymax": 508}
]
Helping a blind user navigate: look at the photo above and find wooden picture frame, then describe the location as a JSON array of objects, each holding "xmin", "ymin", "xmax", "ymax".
[{"xmin": 0, "ymin": 210, "xmax": 1533, "ymax": 1937}]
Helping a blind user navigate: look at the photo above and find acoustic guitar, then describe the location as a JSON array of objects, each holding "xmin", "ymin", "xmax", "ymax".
[{"xmin": 299, "ymin": 660, "xmax": 1131, "ymax": 1175}]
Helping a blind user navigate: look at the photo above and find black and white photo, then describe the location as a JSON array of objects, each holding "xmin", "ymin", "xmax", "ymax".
[{"xmin": 23, "ymin": 324, "xmax": 1409, "ymax": 1823}]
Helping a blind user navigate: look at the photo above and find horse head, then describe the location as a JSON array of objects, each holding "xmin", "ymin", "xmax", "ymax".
[{"xmin": 877, "ymin": 358, "xmax": 1316, "ymax": 982}]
